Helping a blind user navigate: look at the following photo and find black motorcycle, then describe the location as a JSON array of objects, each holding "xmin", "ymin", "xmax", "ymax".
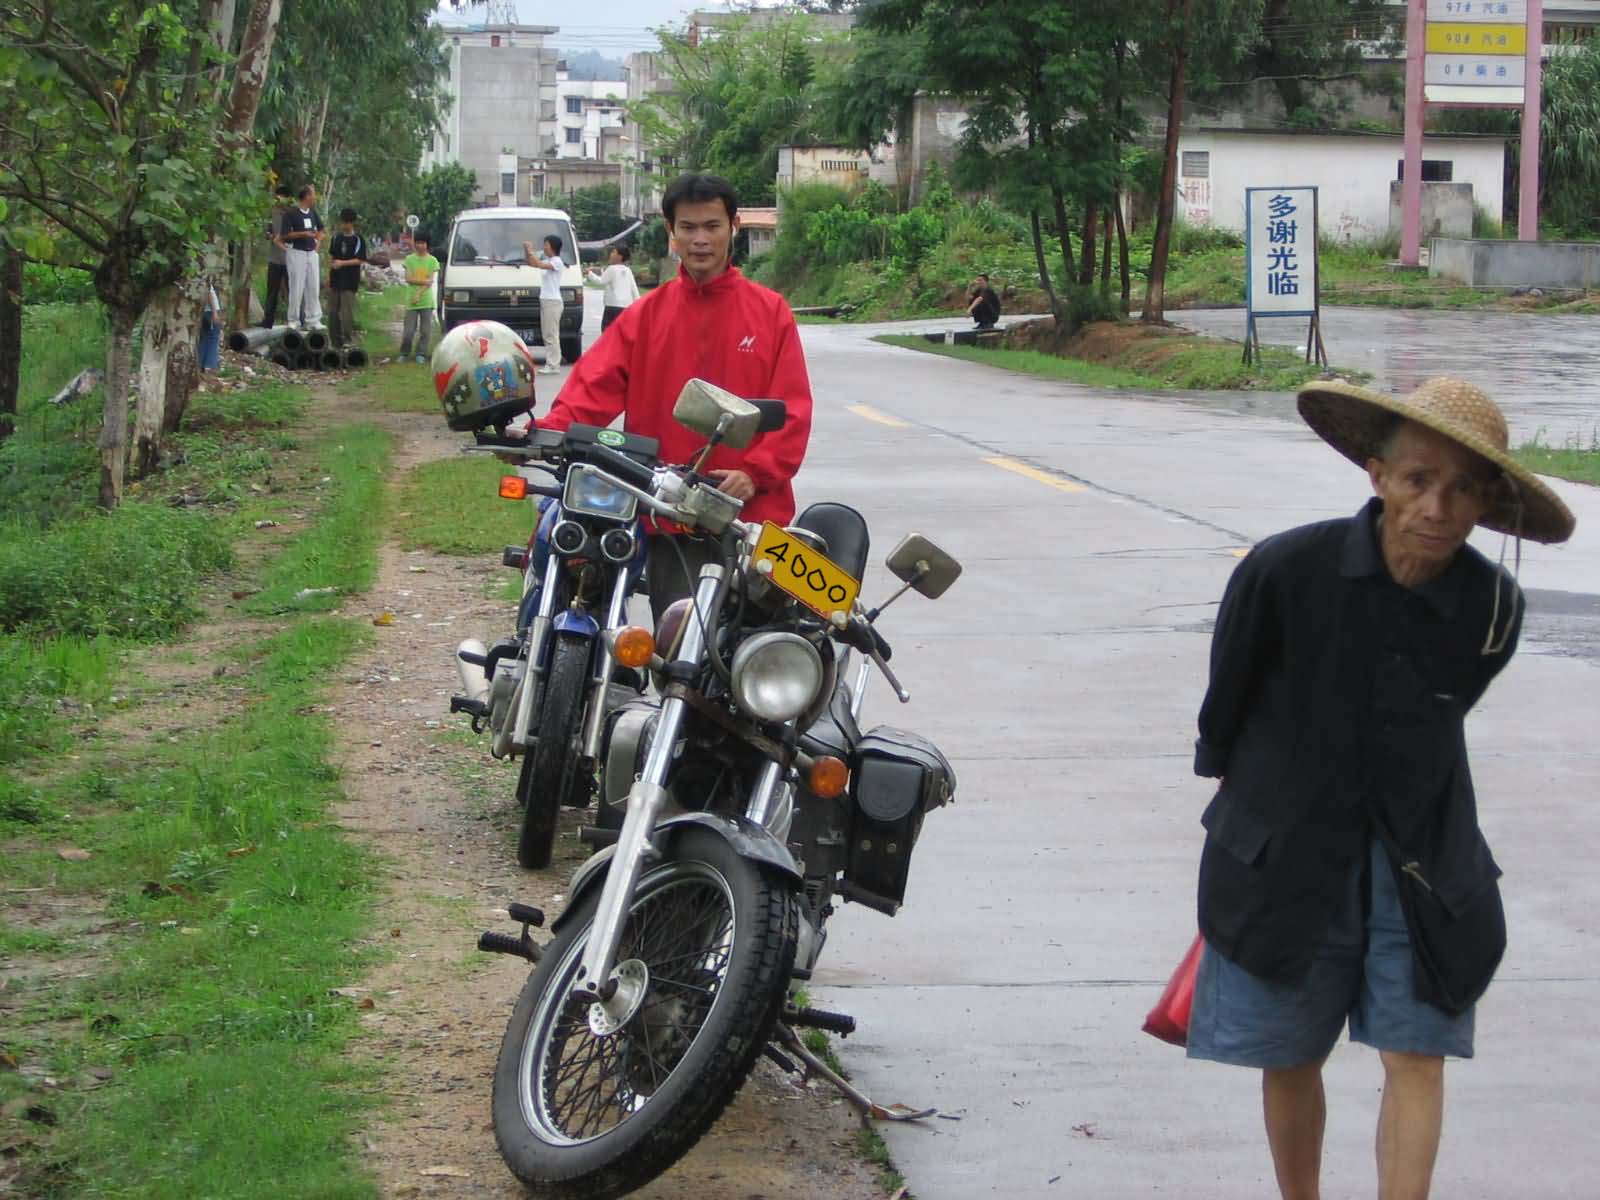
[{"xmin": 476, "ymin": 379, "xmax": 962, "ymax": 1198}]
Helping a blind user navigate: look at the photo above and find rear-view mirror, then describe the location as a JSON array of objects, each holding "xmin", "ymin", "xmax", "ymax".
[
  {"xmin": 752, "ymin": 399, "xmax": 787, "ymax": 434},
  {"xmin": 886, "ymin": 534, "xmax": 963, "ymax": 600},
  {"xmin": 672, "ymin": 379, "xmax": 763, "ymax": 449}
]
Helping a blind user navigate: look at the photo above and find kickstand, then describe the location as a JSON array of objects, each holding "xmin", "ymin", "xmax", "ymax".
[{"xmin": 776, "ymin": 1024, "xmax": 937, "ymax": 1123}]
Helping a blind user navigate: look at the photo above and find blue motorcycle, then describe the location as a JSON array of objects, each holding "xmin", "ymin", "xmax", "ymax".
[{"xmin": 453, "ymin": 423, "xmax": 658, "ymax": 868}]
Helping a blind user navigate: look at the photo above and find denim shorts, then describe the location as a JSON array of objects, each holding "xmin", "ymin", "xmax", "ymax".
[{"xmin": 1187, "ymin": 839, "xmax": 1475, "ymax": 1069}]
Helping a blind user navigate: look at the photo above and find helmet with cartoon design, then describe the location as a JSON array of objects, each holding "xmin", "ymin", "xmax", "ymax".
[{"xmin": 431, "ymin": 320, "xmax": 538, "ymax": 432}]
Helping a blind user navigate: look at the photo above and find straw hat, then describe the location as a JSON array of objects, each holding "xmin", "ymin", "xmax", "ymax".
[{"xmin": 1297, "ymin": 377, "xmax": 1576, "ymax": 545}]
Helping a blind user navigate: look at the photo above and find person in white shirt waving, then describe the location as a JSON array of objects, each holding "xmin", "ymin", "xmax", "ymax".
[
  {"xmin": 521, "ymin": 234, "xmax": 567, "ymax": 375},
  {"xmin": 585, "ymin": 244, "xmax": 641, "ymax": 334}
]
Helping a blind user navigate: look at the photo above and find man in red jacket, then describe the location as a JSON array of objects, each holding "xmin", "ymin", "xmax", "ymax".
[{"xmin": 536, "ymin": 173, "xmax": 814, "ymax": 619}]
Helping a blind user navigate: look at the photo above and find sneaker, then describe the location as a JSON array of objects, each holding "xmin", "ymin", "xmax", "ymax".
[
  {"xmin": 415, "ymin": 354, "xmax": 426, "ymax": 364},
  {"xmin": 537, "ymin": 365, "xmax": 559, "ymax": 375}
]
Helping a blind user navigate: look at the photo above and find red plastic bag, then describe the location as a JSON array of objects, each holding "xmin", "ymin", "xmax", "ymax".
[{"xmin": 1142, "ymin": 933, "xmax": 1204, "ymax": 1047}]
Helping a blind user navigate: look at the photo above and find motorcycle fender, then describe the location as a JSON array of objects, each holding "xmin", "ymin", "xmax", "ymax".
[
  {"xmin": 550, "ymin": 813, "xmax": 801, "ymax": 933},
  {"xmin": 552, "ymin": 610, "xmax": 600, "ymax": 638}
]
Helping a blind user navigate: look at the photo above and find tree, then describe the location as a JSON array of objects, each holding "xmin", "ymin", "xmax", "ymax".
[
  {"xmin": 813, "ymin": 24, "xmax": 927, "ymax": 200},
  {"xmin": 559, "ymin": 184, "xmax": 631, "ymax": 243},
  {"xmin": 1239, "ymin": 0, "xmax": 1398, "ymax": 123},
  {"xmin": 0, "ymin": 0, "xmax": 282, "ymax": 507},
  {"xmin": 414, "ymin": 162, "xmax": 479, "ymax": 245},
  {"xmin": 0, "ymin": 233, "xmax": 18, "ymax": 443},
  {"xmin": 864, "ymin": 0, "xmax": 1135, "ymax": 331},
  {"xmin": 630, "ymin": 13, "xmax": 843, "ymax": 207}
]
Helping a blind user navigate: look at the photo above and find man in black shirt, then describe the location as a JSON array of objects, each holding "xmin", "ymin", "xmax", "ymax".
[
  {"xmin": 967, "ymin": 273, "xmax": 1000, "ymax": 328},
  {"xmin": 1186, "ymin": 377, "xmax": 1575, "ymax": 1200},
  {"xmin": 260, "ymin": 185, "xmax": 292, "ymax": 328},
  {"xmin": 327, "ymin": 208, "xmax": 367, "ymax": 349},
  {"xmin": 278, "ymin": 184, "xmax": 324, "ymax": 330}
]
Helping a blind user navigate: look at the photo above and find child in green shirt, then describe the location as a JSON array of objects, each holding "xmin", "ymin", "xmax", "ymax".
[{"xmin": 400, "ymin": 233, "xmax": 440, "ymax": 363}]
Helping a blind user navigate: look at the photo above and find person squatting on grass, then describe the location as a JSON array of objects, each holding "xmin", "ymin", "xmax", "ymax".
[{"xmin": 1187, "ymin": 376, "xmax": 1576, "ymax": 1200}]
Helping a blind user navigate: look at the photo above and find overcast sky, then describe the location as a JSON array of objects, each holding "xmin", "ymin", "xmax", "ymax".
[{"xmin": 434, "ymin": 0, "xmax": 728, "ymax": 54}]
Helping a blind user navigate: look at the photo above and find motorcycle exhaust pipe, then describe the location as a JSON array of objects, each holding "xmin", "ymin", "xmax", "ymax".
[{"xmin": 455, "ymin": 638, "xmax": 491, "ymax": 707}]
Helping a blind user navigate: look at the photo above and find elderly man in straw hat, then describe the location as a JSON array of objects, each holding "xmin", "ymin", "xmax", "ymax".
[{"xmin": 1185, "ymin": 377, "xmax": 1575, "ymax": 1200}]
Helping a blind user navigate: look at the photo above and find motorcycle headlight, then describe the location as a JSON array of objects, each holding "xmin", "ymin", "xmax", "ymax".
[
  {"xmin": 563, "ymin": 462, "xmax": 638, "ymax": 521},
  {"xmin": 730, "ymin": 632, "xmax": 824, "ymax": 724}
]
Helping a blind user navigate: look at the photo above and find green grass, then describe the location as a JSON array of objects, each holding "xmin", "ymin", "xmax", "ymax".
[
  {"xmin": 397, "ymin": 455, "xmax": 536, "ymax": 556},
  {"xmin": 856, "ymin": 1125, "xmax": 908, "ymax": 1196},
  {"xmin": 357, "ymin": 285, "xmax": 408, "ymax": 360},
  {"xmin": 876, "ymin": 331, "xmax": 1345, "ymax": 392},
  {"xmin": 1516, "ymin": 431, "xmax": 1600, "ymax": 486},
  {"xmin": 246, "ymin": 425, "xmax": 392, "ymax": 613},
  {"xmin": 0, "ymin": 634, "xmax": 120, "ymax": 767},
  {"xmin": 0, "ymin": 421, "xmax": 393, "ymax": 1199}
]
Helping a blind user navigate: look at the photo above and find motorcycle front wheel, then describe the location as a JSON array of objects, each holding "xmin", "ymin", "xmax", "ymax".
[
  {"xmin": 515, "ymin": 631, "xmax": 593, "ymax": 868},
  {"xmin": 491, "ymin": 828, "xmax": 798, "ymax": 1199}
]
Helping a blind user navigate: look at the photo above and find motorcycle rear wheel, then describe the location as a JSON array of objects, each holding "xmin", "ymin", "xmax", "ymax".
[
  {"xmin": 515, "ymin": 631, "xmax": 593, "ymax": 868},
  {"xmin": 491, "ymin": 829, "xmax": 797, "ymax": 1199}
]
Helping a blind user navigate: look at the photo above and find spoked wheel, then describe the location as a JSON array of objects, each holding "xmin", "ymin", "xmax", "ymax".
[
  {"xmin": 515, "ymin": 631, "xmax": 595, "ymax": 869},
  {"xmin": 491, "ymin": 829, "xmax": 797, "ymax": 1199}
]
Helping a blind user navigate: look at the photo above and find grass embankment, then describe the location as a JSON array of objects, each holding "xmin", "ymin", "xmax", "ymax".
[
  {"xmin": 1514, "ymin": 432, "xmax": 1600, "ymax": 487},
  {"xmin": 877, "ymin": 321, "xmax": 1356, "ymax": 392},
  {"xmin": 2, "ymin": 295, "xmax": 395, "ymax": 1197}
]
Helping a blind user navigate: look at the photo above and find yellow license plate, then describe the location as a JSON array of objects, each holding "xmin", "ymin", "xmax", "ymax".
[{"xmin": 753, "ymin": 521, "xmax": 861, "ymax": 621}]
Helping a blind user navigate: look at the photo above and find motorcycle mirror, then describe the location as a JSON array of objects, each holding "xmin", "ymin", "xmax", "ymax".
[
  {"xmin": 752, "ymin": 399, "xmax": 787, "ymax": 434},
  {"xmin": 885, "ymin": 534, "xmax": 963, "ymax": 599},
  {"xmin": 671, "ymin": 379, "xmax": 763, "ymax": 449}
]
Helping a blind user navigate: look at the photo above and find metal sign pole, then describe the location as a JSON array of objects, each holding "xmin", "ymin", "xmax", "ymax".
[
  {"xmin": 1401, "ymin": 0, "xmax": 1427, "ymax": 267},
  {"xmin": 1520, "ymin": 0, "xmax": 1544, "ymax": 240}
]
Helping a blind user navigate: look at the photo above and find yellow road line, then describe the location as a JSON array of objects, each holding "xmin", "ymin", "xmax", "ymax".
[
  {"xmin": 847, "ymin": 403, "xmax": 911, "ymax": 429},
  {"xmin": 982, "ymin": 456, "xmax": 1085, "ymax": 494},
  {"xmin": 1230, "ymin": 547, "xmax": 1250, "ymax": 558}
]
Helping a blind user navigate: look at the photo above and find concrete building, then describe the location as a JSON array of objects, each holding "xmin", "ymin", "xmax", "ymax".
[
  {"xmin": 421, "ymin": 23, "xmax": 561, "ymax": 204},
  {"xmin": 555, "ymin": 75, "xmax": 627, "ymax": 161},
  {"xmin": 776, "ymin": 146, "xmax": 897, "ymax": 195},
  {"xmin": 620, "ymin": 50, "xmax": 671, "ymax": 218},
  {"xmin": 1173, "ymin": 128, "xmax": 1507, "ymax": 242},
  {"xmin": 740, "ymin": 207, "xmax": 778, "ymax": 258}
]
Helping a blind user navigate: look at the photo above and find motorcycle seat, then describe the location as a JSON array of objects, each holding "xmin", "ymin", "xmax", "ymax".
[{"xmin": 793, "ymin": 502, "xmax": 870, "ymax": 583}]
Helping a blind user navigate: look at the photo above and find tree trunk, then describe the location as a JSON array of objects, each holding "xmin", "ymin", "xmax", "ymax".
[
  {"xmin": 1101, "ymin": 208, "xmax": 1113, "ymax": 288},
  {"xmin": 0, "ymin": 246, "xmax": 21, "ymax": 442},
  {"xmin": 230, "ymin": 237, "xmax": 255, "ymax": 330},
  {"xmin": 225, "ymin": 0, "xmax": 284, "ymax": 134},
  {"xmin": 1080, "ymin": 208, "xmax": 1098, "ymax": 287},
  {"xmin": 306, "ymin": 82, "xmax": 332, "ymax": 165},
  {"xmin": 1143, "ymin": 0, "xmax": 1192, "ymax": 326},
  {"xmin": 99, "ymin": 309, "xmax": 136, "ymax": 509},
  {"xmin": 1115, "ymin": 198, "xmax": 1132, "ymax": 315},
  {"xmin": 1029, "ymin": 208, "xmax": 1066, "ymax": 330}
]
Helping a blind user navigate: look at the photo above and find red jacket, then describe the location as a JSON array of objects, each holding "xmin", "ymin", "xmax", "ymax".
[{"xmin": 539, "ymin": 264, "xmax": 813, "ymax": 527}]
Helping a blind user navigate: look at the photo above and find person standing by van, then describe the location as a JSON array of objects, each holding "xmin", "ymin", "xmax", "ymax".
[
  {"xmin": 399, "ymin": 232, "xmax": 439, "ymax": 363},
  {"xmin": 585, "ymin": 244, "xmax": 640, "ymax": 333},
  {"xmin": 521, "ymin": 235, "xmax": 567, "ymax": 375}
]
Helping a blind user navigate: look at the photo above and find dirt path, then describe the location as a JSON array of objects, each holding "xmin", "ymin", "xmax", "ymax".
[{"xmin": 324, "ymin": 387, "xmax": 883, "ymax": 1198}]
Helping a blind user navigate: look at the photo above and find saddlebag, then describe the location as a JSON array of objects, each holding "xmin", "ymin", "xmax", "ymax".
[{"xmin": 843, "ymin": 727, "xmax": 956, "ymax": 914}]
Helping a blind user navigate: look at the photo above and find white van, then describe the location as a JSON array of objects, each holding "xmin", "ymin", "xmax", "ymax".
[{"xmin": 437, "ymin": 206, "xmax": 585, "ymax": 363}]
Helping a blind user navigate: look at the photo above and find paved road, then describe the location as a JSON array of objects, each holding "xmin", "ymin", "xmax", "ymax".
[
  {"xmin": 1177, "ymin": 305, "xmax": 1600, "ymax": 448},
  {"xmin": 771, "ymin": 317, "xmax": 1600, "ymax": 1198}
]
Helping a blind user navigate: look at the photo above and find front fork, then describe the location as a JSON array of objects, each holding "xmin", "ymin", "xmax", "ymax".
[
  {"xmin": 571, "ymin": 562, "xmax": 725, "ymax": 1008},
  {"xmin": 580, "ymin": 569, "xmax": 634, "ymax": 761},
  {"xmin": 495, "ymin": 557, "xmax": 560, "ymax": 758}
]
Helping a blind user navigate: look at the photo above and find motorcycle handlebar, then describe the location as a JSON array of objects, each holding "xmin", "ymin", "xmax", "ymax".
[
  {"xmin": 841, "ymin": 616, "xmax": 892, "ymax": 663},
  {"xmin": 586, "ymin": 443, "xmax": 658, "ymax": 493}
]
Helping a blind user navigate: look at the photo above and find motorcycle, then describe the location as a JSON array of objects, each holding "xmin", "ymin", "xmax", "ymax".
[
  {"xmin": 451, "ymin": 423, "xmax": 660, "ymax": 869},
  {"xmin": 475, "ymin": 379, "xmax": 962, "ymax": 1199}
]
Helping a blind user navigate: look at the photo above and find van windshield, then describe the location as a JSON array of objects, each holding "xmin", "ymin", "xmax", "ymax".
[{"xmin": 450, "ymin": 218, "xmax": 573, "ymax": 267}]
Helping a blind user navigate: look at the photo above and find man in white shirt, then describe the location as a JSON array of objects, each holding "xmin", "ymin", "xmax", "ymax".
[
  {"xmin": 278, "ymin": 184, "xmax": 325, "ymax": 330},
  {"xmin": 585, "ymin": 244, "xmax": 641, "ymax": 333},
  {"xmin": 522, "ymin": 234, "xmax": 567, "ymax": 375}
]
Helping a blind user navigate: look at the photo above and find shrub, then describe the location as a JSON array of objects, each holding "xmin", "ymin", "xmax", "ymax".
[{"xmin": 22, "ymin": 263, "xmax": 97, "ymax": 305}]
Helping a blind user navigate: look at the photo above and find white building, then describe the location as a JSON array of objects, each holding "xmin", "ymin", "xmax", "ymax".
[
  {"xmin": 1174, "ymin": 129, "xmax": 1507, "ymax": 242},
  {"xmin": 421, "ymin": 23, "xmax": 561, "ymax": 205},
  {"xmin": 555, "ymin": 75, "xmax": 628, "ymax": 161}
]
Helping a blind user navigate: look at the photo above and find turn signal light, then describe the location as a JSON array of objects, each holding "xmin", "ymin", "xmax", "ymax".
[
  {"xmin": 499, "ymin": 475, "xmax": 529, "ymax": 500},
  {"xmin": 808, "ymin": 756, "xmax": 849, "ymax": 800},
  {"xmin": 612, "ymin": 626, "xmax": 656, "ymax": 669}
]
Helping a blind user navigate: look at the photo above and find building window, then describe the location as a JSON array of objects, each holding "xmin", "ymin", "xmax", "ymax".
[
  {"xmin": 821, "ymin": 159, "xmax": 862, "ymax": 172},
  {"xmin": 1396, "ymin": 160, "xmax": 1455, "ymax": 182},
  {"xmin": 566, "ymin": 96, "xmax": 582, "ymax": 114},
  {"xmin": 490, "ymin": 34, "xmax": 500, "ymax": 47},
  {"xmin": 1181, "ymin": 150, "xmax": 1209, "ymax": 178},
  {"xmin": 500, "ymin": 172, "xmax": 516, "ymax": 194},
  {"xmin": 566, "ymin": 128, "xmax": 581, "ymax": 144}
]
